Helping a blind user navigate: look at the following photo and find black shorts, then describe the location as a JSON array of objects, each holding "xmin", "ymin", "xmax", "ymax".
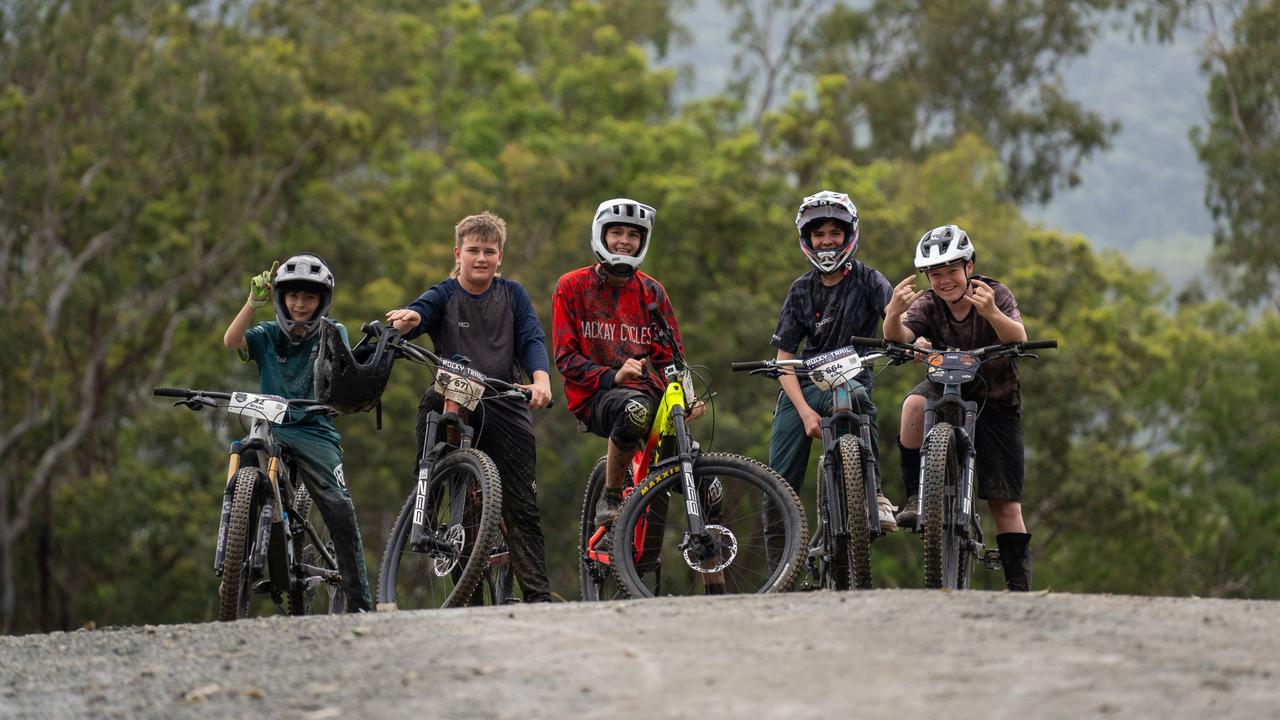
[
  {"xmin": 585, "ymin": 386, "xmax": 657, "ymax": 451},
  {"xmin": 909, "ymin": 380, "xmax": 1024, "ymax": 502}
]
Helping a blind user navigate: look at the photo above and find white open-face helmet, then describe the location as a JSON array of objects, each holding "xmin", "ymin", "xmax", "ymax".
[
  {"xmin": 795, "ymin": 190, "xmax": 859, "ymax": 273},
  {"xmin": 273, "ymin": 252, "xmax": 334, "ymax": 343},
  {"xmin": 914, "ymin": 224, "xmax": 975, "ymax": 272},
  {"xmin": 591, "ymin": 198, "xmax": 655, "ymax": 276}
]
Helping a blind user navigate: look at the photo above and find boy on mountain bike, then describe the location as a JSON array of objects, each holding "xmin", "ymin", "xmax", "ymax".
[
  {"xmin": 768, "ymin": 190, "xmax": 898, "ymax": 531},
  {"xmin": 883, "ymin": 224, "xmax": 1033, "ymax": 590},
  {"xmin": 386, "ymin": 211, "xmax": 554, "ymax": 603},
  {"xmin": 223, "ymin": 252, "xmax": 373, "ymax": 611},
  {"xmin": 551, "ymin": 198, "xmax": 704, "ymax": 543}
]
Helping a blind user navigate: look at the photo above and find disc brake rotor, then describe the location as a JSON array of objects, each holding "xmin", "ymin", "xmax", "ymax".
[
  {"xmin": 683, "ymin": 524, "xmax": 738, "ymax": 574},
  {"xmin": 432, "ymin": 524, "xmax": 466, "ymax": 577}
]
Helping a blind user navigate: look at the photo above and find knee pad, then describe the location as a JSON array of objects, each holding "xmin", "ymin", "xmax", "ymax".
[{"xmin": 610, "ymin": 396, "xmax": 653, "ymax": 449}]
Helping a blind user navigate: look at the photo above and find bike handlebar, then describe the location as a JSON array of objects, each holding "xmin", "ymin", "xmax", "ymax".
[
  {"xmin": 365, "ymin": 321, "xmax": 552, "ymax": 408},
  {"xmin": 848, "ymin": 336, "xmax": 885, "ymax": 348},
  {"xmin": 731, "ymin": 337, "xmax": 1059, "ymax": 374}
]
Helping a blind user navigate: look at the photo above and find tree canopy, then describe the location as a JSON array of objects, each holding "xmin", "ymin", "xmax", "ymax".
[{"xmin": 1, "ymin": 0, "xmax": 1275, "ymax": 633}]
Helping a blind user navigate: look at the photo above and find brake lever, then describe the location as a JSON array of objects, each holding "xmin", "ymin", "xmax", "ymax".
[{"xmin": 178, "ymin": 397, "xmax": 216, "ymax": 411}]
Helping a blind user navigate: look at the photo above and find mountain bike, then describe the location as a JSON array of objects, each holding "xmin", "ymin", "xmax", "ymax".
[
  {"xmin": 861, "ymin": 337, "xmax": 1057, "ymax": 589},
  {"xmin": 579, "ymin": 304, "xmax": 807, "ymax": 599},
  {"xmin": 731, "ymin": 338, "xmax": 915, "ymax": 590},
  {"xmin": 154, "ymin": 387, "xmax": 345, "ymax": 621},
  {"xmin": 373, "ymin": 324, "xmax": 539, "ymax": 609}
]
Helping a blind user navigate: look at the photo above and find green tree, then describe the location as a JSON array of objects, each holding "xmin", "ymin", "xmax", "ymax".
[{"xmin": 722, "ymin": 0, "xmax": 1121, "ymax": 203}]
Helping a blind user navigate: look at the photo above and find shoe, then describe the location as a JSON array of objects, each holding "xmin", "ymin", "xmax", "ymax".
[
  {"xmin": 895, "ymin": 494, "xmax": 918, "ymax": 529},
  {"xmin": 877, "ymin": 494, "xmax": 898, "ymax": 533},
  {"xmin": 594, "ymin": 488, "xmax": 623, "ymax": 527}
]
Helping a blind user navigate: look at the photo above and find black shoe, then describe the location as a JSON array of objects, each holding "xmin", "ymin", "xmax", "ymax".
[
  {"xmin": 895, "ymin": 494, "xmax": 918, "ymax": 529},
  {"xmin": 594, "ymin": 488, "xmax": 623, "ymax": 527}
]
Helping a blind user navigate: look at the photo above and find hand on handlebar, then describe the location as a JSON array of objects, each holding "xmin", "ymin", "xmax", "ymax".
[
  {"xmin": 909, "ymin": 337, "xmax": 932, "ymax": 363},
  {"xmin": 385, "ymin": 308, "xmax": 422, "ymax": 335},
  {"xmin": 516, "ymin": 376, "xmax": 553, "ymax": 409}
]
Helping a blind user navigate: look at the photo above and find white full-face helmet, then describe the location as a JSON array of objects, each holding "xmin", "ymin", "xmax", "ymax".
[
  {"xmin": 591, "ymin": 198, "xmax": 656, "ymax": 277},
  {"xmin": 273, "ymin": 252, "xmax": 334, "ymax": 343},
  {"xmin": 795, "ymin": 190, "xmax": 859, "ymax": 273},
  {"xmin": 914, "ymin": 224, "xmax": 975, "ymax": 272}
]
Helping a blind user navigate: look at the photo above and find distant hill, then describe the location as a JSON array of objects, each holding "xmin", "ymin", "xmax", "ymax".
[{"xmin": 658, "ymin": 2, "xmax": 1215, "ymax": 289}]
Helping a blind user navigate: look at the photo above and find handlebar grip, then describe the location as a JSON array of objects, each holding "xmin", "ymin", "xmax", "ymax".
[
  {"xmin": 153, "ymin": 387, "xmax": 190, "ymax": 397},
  {"xmin": 849, "ymin": 336, "xmax": 886, "ymax": 348},
  {"xmin": 731, "ymin": 361, "xmax": 771, "ymax": 372},
  {"xmin": 1023, "ymin": 340, "xmax": 1058, "ymax": 350}
]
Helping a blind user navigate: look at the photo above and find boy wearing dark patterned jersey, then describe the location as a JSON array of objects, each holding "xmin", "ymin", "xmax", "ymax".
[
  {"xmin": 884, "ymin": 224, "xmax": 1034, "ymax": 591},
  {"xmin": 551, "ymin": 198, "xmax": 704, "ymax": 534},
  {"xmin": 769, "ymin": 191, "xmax": 899, "ymax": 533},
  {"xmin": 387, "ymin": 212, "xmax": 553, "ymax": 603}
]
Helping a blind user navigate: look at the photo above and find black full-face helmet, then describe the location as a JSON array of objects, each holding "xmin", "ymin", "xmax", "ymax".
[{"xmin": 313, "ymin": 320, "xmax": 397, "ymax": 415}]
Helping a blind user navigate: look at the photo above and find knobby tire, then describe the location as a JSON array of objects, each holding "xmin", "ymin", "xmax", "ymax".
[
  {"xmin": 921, "ymin": 423, "xmax": 966, "ymax": 589},
  {"xmin": 219, "ymin": 466, "xmax": 259, "ymax": 621},
  {"xmin": 610, "ymin": 452, "xmax": 806, "ymax": 598},
  {"xmin": 377, "ymin": 449, "xmax": 502, "ymax": 610}
]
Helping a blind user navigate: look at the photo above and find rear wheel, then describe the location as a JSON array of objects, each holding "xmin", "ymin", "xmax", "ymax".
[
  {"xmin": 578, "ymin": 456, "xmax": 627, "ymax": 601},
  {"xmin": 377, "ymin": 449, "xmax": 502, "ymax": 609},
  {"xmin": 921, "ymin": 423, "xmax": 966, "ymax": 589},
  {"xmin": 287, "ymin": 485, "xmax": 345, "ymax": 615},
  {"xmin": 611, "ymin": 453, "xmax": 806, "ymax": 597},
  {"xmin": 219, "ymin": 467, "xmax": 260, "ymax": 621}
]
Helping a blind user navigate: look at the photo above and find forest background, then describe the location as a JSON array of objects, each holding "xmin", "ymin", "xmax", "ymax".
[{"xmin": 3, "ymin": 0, "xmax": 1278, "ymax": 634}]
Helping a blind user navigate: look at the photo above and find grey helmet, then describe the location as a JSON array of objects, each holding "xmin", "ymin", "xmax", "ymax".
[
  {"xmin": 272, "ymin": 252, "xmax": 334, "ymax": 342},
  {"xmin": 914, "ymin": 224, "xmax": 974, "ymax": 272},
  {"xmin": 591, "ymin": 198, "xmax": 656, "ymax": 276}
]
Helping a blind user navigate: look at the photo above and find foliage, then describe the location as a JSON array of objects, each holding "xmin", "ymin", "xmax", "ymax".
[
  {"xmin": 1, "ymin": 0, "xmax": 1276, "ymax": 633},
  {"xmin": 722, "ymin": 0, "xmax": 1122, "ymax": 203}
]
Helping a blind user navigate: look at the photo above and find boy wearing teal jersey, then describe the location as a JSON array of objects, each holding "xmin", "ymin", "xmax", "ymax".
[{"xmin": 224, "ymin": 253, "xmax": 372, "ymax": 611}]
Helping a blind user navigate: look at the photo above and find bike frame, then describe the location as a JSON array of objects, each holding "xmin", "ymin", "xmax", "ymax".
[{"xmin": 586, "ymin": 373, "xmax": 702, "ymax": 564}]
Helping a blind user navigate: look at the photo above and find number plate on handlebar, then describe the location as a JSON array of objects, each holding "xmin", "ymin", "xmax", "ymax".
[
  {"xmin": 436, "ymin": 369, "xmax": 485, "ymax": 410},
  {"xmin": 804, "ymin": 346, "xmax": 865, "ymax": 391},
  {"xmin": 229, "ymin": 392, "xmax": 290, "ymax": 423},
  {"xmin": 925, "ymin": 352, "xmax": 979, "ymax": 384}
]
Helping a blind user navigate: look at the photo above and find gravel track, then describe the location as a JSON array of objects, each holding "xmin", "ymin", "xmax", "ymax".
[{"xmin": 1, "ymin": 590, "xmax": 1276, "ymax": 719}]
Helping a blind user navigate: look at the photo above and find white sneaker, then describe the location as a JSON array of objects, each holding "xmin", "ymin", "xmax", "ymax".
[{"xmin": 877, "ymin": 494, "xmax": 898, "ymax": 533}]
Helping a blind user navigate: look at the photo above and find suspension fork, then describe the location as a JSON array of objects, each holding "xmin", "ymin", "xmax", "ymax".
[
  {"xmin": 409, "ymin": 408, "xmax": 476, "ymax": 548},
  {"xmin": 670, "ymin": 405, "xmax": 707, "ymax": 537}
]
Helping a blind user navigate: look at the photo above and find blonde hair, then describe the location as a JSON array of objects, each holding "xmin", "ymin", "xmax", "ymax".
[{"xmin": 450, "ymin": 211, "xmax": 507, "ymax": 278}]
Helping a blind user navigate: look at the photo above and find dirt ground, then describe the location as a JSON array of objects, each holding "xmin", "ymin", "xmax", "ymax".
[{"xmin": 1, "ymin": 590, "xmax": 1277, "ymax": 719}]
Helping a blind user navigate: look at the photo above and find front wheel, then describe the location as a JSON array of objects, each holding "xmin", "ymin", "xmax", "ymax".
[
  {"xmin": 821, "ymin": 434, "xmax": 872, "ymax": 590},
  {"xmin": 377, "ymin": 449, "xmax": 502, "ymax": 610},
  {"xmin": 610, "ymin": 453, "xmax": 806, "ymax": 597},
  {"xmin": 219, "ymin": 467, "xmax": 260, "ymax": 621},
  {"xmin": 921, "ymin": 423, "xmax": 969, "ymax": 589}
]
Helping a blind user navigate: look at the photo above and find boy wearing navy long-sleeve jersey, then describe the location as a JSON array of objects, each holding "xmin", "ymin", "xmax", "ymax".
[{"xmin": 387, "ymin": 212, "xmax": 553, "ymax": 602}]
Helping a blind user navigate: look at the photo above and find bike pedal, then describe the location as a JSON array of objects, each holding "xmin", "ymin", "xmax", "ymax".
[
  {"xmin": 488, "ymin": 549, "xmax": 510, "ymax": 566},
  {"xmin": 979, "ymin": 548, "xmax": 1002, "ymax": 570},
  {"xmin": 252, "ymin": 579, "xmax": 274, "ymax": 595}
]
